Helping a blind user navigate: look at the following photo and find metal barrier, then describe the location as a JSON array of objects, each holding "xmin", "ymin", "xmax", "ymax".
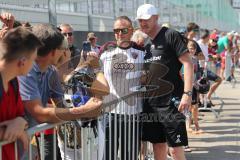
[
  {"xmin": 0, "ymin": 140, "xmax": 18, "ymax": 160},
  {"xmin": 0, "ymin": 91, "xmax": 148, "ymax": 160},
  {"xmin": 198, "ymin": 61, "xmax": 224, "ymax": 119}
]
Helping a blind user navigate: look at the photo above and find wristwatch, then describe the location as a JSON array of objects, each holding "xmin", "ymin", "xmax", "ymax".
[{"xmin": 183, "ymin": 91, "xmax": 192, "ymax": 97}]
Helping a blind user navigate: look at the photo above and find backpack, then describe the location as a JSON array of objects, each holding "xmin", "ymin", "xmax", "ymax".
[
  {"xmin": 193, "ymin": 77, "xmax": 210, "ymax": 94},
  {"xmin": 0, "ymin": 74, "xmax": 19, "ymax": 102}
]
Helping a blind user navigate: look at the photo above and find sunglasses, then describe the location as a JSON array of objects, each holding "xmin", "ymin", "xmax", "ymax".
[
  {"xmin": 113, "ymin": 28, "xmax": 131, "ymax": 34},
  {"xmin": 212, "ymin": 39, "xmax": 218, "ymax": 43},
  {"xmin": 89, "ymin": 38, "xmax": 96, "ymax": 41},
  {"xmin": 192, "ymin": 29, "xmax": 199, "ymax": 33},
  {"xmin": 63, "ymin": 32, "xmax": 73, "ymax": 37}
]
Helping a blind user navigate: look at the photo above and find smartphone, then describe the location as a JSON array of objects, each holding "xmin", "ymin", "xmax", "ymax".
[{"xmin": 82, "ymin": 41, "xmax": 91, "ymax": 52}]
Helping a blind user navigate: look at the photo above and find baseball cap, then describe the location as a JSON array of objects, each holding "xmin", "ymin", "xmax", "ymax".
[
  {"xmin": 136, "ymin": 4, "xmax": 158, "ymax": 20},
  {"xmin": 227, "ymin": 31, "xmax": 235, "ymax": 36},
  {"xmin": 87, "ymin": 32, "xmax": 96, "ymax": 40},
  {"xmin": 209, "ymin": 33, "xmax": 218, "ymax": 41}
]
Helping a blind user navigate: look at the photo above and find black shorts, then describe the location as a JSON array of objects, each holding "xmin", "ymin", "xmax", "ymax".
[
  {"xmin": 198, "ymin": 68, "xmax": 221, "ymax": 82},
  {"xmin": 141, "ymin": 103, "xmax": 188, "ymax": 147},
  {"xmin": 191, "ymin": 87, "xmax": 198, "ymax": 105},
  {"xmin": 207, "ymin": 70, "xmax": 221, "ymax": 82}
]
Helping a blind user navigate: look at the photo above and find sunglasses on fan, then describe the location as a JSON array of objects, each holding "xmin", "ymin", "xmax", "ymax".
[
  {"xmin": 63, "ymin": 32, "xmax": 73, "ymax": 37},
  {"xmin": 113, "ymin": 28, "xmax": 132, "ymax": 34}
]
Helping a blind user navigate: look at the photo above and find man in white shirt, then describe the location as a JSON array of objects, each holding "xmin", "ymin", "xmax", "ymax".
[
  {"xmin": 87, "ymin": 32, "xmax": 101, "ymax": 55},
  {"xmin": 197, "ymin": 29, "xmax": 210, "ymax": 67}
]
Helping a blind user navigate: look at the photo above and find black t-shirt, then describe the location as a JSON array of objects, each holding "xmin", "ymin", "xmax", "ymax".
[
  {"xmin": 190, "ymin": 40, "xmax": 201, "ymax": 71},
  {"xmin": 144, "ymin": 27, "xmax": 188, "ymax": 107},
  {"xmin": 69, "ymin": 45, "xmax": 81, "ymax": 69}
]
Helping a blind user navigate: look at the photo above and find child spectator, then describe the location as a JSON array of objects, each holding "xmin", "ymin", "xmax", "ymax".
[{"xmin": 187, "ymin": 40, "xmax": 204, "ymax": 134}]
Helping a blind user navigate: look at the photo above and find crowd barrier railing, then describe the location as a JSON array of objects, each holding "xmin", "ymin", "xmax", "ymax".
[{"xmin": 0, "ymin": 90, "xmax": 150, "ymax": 160}]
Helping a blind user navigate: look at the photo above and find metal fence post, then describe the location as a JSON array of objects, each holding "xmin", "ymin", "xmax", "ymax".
[{"xmin": 48, "ymin": 0, "xmax": 57, "ymax": 26}]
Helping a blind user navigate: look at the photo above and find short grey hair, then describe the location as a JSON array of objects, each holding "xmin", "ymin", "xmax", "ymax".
[
  {"xmin": 131, "ymin": 30, "xmax": 148, "ymax": 42},
  {"xmin": 59, "ymin": 23, "xmax": 73, "ymax": 30}
]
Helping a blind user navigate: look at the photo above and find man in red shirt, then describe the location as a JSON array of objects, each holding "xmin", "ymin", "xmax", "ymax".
[{"xmin": 0, "ymin": 26, "xmax": 42, "ymax": 160}]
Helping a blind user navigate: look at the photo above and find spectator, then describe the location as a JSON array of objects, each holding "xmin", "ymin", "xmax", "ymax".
[
  {"xmin": 197, "ymin": 29, "xmax": 222, "ymax": 107},
  {"xmin": 187, "ymin": 40, "xmax": 204, "ymax": 134},
  {"xmin": 162, "ymin": 23, "xmax": 171, "ymax": 28},
  {"xmin": 21, "ymin": 21, "xmax": 32, "ymax": 31},
  {"xmin": 217, "ymin": 31, "xmax": 234, "ymax": 80},
  {"xmin": 131, "ymin": 29, "xmax": 148, "ymax": 47},
  {"xmin": 18, "ymin": 24, "xmax": 103, "ymax": 160},
  {"xmin": 55, "ymin": 37, "xmax": 71, "ymax": 81},
  {"xmin": 186, "ymin": 22, "xmax": 200, "ymax": 41},
  {"xmin": 87, "ymin": 32, "xmax": 101, "ymax": 54},
  {"xmin": 209, "ymin": 34, "xmax": 221, "ymax": 76},
  {"xmin": 0, "ymin": 12, "xmax": 15, "ymax": 39},
  {"xmin": 0, "ymin": 27, "xmax": 42, "ymax": 160},
  {"xmin": 210, "ymin": 28, "xmax": 219, "ymax": 40},
  {"xmin": 185, "ymin": 22, "xmax": 205, "ymax": 60},
  {"xmin": 54, "ymin": 36, "xmax": 79, "ymax": 159},
  {"xmin": 197, "ymin": 29, "xmax": 211, "ymax": 67},
  {"xmin": 136, "ymin": 4, "xmax": 193, "ymax": 160},
  {"xmin": 56, "ymin": 36, "xmax": 109, "ymax": 160},
  {"xmin": 217, "ymin": 31, "xmax": 234, "ymax": 55},
  {"xmin": 0, "ymin": 12, "xmax": 14, "ymax": 29},
  {"xmin": 59, "ymin": 23, "xmax": 81, "ymax": 69}
]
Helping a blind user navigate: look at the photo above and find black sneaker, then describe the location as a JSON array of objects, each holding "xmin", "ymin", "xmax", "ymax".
[
  {"xmin": 200, "ymin": 103, "xmax": 212, "ymax": 108},
  {"xmin": 226, "ymin": 76, "xmax": 232, "ymax": 82},
  {"xmin": 207, "ymin": 100, "xmax": 215, "ymax": 106},
  {"xmin": 198, "ymin": 101, "xmax": 202, "ymax": 106},
  {"xmin": 206, "ymin": 103, "xmax": 212, "ymax": 108}
]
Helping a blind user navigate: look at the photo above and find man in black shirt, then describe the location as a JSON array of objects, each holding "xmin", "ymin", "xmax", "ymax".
[
  {"xmin": 59, "ymin": 23, "xmax": 81, "ymax": 69},
  {"xmin": 136, "ymin": 4, "xmax": 193, "ymax": 160}
]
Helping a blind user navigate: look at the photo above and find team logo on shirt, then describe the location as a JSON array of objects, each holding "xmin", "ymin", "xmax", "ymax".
[
  {"xmin": 150, "ymin": 44, "xmax": 155, "ymax": 51},
  {"xmin": 131, "ymin": 52, "xmax": 138, "ymax": 59},
  {"xmin": 144, "ymin": 56, "xmax": 162, "ymax": 62},
  {"xmin": 175, "ymin": 135, "xmax": 182, "ymax": 143},
  {"xmin": 157, "ymin": 45, "xmax": 164, "ymax": 49},
  {"xmin": 113, "ymin": 63, "xmax": 135, "ymax": 70}
]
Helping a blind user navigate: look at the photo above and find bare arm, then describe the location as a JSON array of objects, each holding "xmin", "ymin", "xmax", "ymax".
[
  {"xmin": 0, "ymin": 12, "xmax": 15, "ymax": 39},
  {"xmin": 0, "ymin": 117, "xmax": 30, "ymax": 151},
  {"xmin": 90, "ymin": 72, "xmax": 110, "ymax": 97},
  {"xmin": 64, "ymin": 54, "xmax": 98, "ymax": 83},
  {"xmin": 24, "ymin": 97, "xmax": 103, "ymax": 123},
  {"xmin": 64, "ymin": 53, "xmax": 109, "ymax": 97},
  {"xmin": 178, "ymin": 52, "xmax": 194, "ymax": 112},
  {"xmin": 0, "ymin": 117, "xmax": 28, "ymax": 148},
  {"xmin": 24, "ymin": 99, "xmax": 61, "ymax": 123}
]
